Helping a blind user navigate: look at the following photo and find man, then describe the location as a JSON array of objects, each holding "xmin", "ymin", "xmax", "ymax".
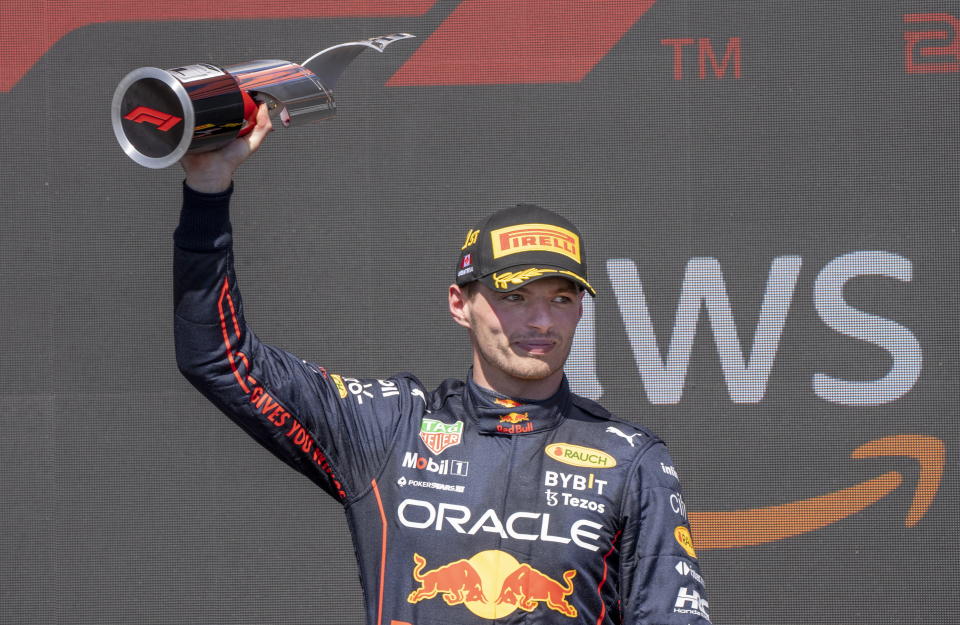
[{"xmin": 174, "ymin": 105, "xmax": 711, "ymax": 624}]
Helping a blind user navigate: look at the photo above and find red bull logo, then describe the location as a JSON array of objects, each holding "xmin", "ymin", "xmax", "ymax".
[
  {"xmin": 408, "ymin": 553, "xmax": 487, "ymax": 606},
  {"xmin": 496, "ymin": 563, "xmax": 577, "ymax": 617},
  {"xmin": 499, "ymin": 412, "xmax": 529, "ymax": 424},
  {"xmin": 407, "ymin": 551, "xmax": 578, "ymax": 619},
  {"xmin": 495, "ymin": 399, "xmax": 532, "ymax": 433},
  {"xmin": 496, "ymin": 420, "xmax": 534, "ymax": 434}
]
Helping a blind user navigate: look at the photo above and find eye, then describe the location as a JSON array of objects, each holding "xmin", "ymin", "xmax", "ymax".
[
  {"xmin": 552, "ymin": 295, "xmax": 574, "ymax": 304},
  {"xmin": 502, "ymin": 293, "xmax": 523, "ymax": 302}
]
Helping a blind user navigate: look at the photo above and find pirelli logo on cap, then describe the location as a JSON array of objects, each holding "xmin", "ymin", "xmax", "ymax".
[{"xmin": 490, "ymin": 223, "xmax": 581, "ymax": 263}]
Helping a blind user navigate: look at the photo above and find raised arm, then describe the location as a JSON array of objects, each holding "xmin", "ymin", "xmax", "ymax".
[{"xmin": 173, "ymin": 106, "xmax": 408, "ymax": 502}]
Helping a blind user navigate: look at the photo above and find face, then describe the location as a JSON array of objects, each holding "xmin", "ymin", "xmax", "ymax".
[{"xmin": 450, "ymin": 277, "xmax": 584, "ymax": 390}]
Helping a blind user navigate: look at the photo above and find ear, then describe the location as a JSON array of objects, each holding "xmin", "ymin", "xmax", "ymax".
[
  {"xmin": 577, "ymin": 288, "xmax": 586, "ymax": 321},
  {"xmin": 449, "ymin": 283, "xmax": 472, "ymax": 330}
]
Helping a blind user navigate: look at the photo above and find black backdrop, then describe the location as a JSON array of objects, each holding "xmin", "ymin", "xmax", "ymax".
[{"xmin": 1, "ymin": 1, "xmax": 957, "ymax": 623}]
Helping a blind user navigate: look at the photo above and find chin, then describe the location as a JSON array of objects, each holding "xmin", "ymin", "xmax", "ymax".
[{"xmin": 503, "ymin": 358, "xmax": 561, "ymax": 381}]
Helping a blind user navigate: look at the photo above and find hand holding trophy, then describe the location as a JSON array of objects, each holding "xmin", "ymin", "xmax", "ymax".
[{"xmin": 111, "ymin": 33, "xmax": 414, "ymax": 169}]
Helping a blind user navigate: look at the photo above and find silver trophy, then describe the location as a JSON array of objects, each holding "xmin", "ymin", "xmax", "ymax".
[{"xmin": 111, "ymin": 33, "xmax": 414, "ymax": 169}]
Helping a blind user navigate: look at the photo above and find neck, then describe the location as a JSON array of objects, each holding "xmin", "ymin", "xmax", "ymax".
[{"xmin": 470, "ymin": 354, "xmax": 565, "ymax": 400}]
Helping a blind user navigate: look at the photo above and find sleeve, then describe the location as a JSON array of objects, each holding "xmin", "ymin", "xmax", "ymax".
[
  {"xmin": 173, "ymin": 183, "xmax": 414, "ymax": 502},
  {"xmin": 618, "ymin": 440, "xmax": 712, "ymax": 625}
]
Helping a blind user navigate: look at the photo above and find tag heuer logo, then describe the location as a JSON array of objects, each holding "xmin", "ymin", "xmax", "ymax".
[{"xmin": 419, "ymin": 418, "xmax": 464, "ymax": 455}]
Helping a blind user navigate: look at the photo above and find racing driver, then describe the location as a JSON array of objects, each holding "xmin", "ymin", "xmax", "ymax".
[{"xmin": 174, "ymin": 104, "xmax": 711, "ymax": 624}]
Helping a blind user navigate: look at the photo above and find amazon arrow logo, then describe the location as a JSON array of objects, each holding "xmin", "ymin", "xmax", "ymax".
[
  {"xmin": 689, "ymin": 434, "xmax": 946, "ymax": 550},
  {"xmin": 1, "ymin": 0, "xmax": 658, "ymax": 92}
]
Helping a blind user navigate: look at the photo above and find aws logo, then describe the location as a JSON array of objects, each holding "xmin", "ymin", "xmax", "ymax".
[
  {"xmin": 2, "ymin": 0, "xmax": 660, "ymax": 92},
  {"xmin": 692, "ymin": 434, "xmax": 945, "ymax": 550}
]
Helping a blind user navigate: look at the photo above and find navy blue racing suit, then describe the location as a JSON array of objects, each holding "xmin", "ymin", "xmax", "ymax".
[{"xmin": 173, "ymin": 184, "xmax": 711, "ymax": 625}]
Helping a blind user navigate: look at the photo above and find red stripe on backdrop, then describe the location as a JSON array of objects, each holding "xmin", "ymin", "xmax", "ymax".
[
  {"xmin": 1, "ymin": 1, "xmax": 436, "ymax": 91},
  {"xmin": 387, "ymin": 0, "xmax": 658, "ymax": 86}
]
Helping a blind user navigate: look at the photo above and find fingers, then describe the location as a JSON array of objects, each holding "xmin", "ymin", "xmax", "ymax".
[
  {"xmin": 180, "ymin": 102, "xmax": 274, "ymax": 193},
  {"xmin": 244, "ymin": 103, "xmax": 273, "ymax": 153}
]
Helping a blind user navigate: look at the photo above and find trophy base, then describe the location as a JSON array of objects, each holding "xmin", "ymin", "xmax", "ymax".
[{"xmin": 112, "ymin": 65, "xmax": 245, "ymax": 169}]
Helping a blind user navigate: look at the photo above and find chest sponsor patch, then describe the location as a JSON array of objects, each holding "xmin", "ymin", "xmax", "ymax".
[
  {"xmin": 420, "ymin": 418, "xmax": 464, "ymax": 455},
  {"xmin": 545, "ymin": 443, "xmax": 617, "ymax": 469}
]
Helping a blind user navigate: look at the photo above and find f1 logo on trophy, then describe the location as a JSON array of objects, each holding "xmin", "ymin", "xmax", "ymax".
[{"xmin": 111, "ymin": 33, "xmax": 414, "ymax": 169}]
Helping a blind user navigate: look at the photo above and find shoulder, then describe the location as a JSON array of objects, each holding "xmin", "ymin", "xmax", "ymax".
[
  {"xmin": 424, "ymin": 376, "xmax": 465, "ymax": 412},
  {"xmin": 568, "ymin": 392, "xmax": 664, "ymax": 447},
  {"xmin": 564, "ymin": 396, "xmax": 681, "ymax": 492},
  {"xmin": 311, "ymin": 370, "xmax": 433, "ymax": 414}
]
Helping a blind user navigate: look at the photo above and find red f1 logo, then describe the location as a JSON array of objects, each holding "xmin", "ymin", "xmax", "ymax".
[{"xmin": 123, "ymin": 106, "xmax": 183, "ymax": 131}]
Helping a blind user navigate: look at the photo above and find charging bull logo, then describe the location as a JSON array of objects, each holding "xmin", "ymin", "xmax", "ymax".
[
  {"xmin": 408, "ymin": 553, "xmax": 488, "ymax": 605},
  {"xmin": 408, "ymin": 551, "xmax": 578, "ymax": 619},
  {"xmin": 496, "ymin": 563, "xmax": 578, "ymax": 617},
  {"xmin": 499, "ymin": 412, "xmax": 529, "ymax": 424}
]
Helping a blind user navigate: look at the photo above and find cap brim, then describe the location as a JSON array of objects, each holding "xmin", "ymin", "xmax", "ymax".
[{"xmin": 481, "ymin": 266, "xmax": 596, "ymax": 297}]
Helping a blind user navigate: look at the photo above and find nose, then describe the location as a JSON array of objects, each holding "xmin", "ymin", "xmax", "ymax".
[{"xmin": 526, "ymin": 297, "xmax": 554, "ymax": 333}]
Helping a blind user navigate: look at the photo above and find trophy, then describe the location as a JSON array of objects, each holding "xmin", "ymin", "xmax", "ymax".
[{"xmin": 111, "ymin": 33, "xmax": 414, "ymax": 169}]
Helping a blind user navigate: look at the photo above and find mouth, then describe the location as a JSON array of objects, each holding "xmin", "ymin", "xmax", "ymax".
[{"xmin": 513, "ymin": 338, "xmax": 557, "ymax": 356}]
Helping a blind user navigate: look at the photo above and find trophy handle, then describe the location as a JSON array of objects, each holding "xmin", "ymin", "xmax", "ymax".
[{"xmin": 301, "ymin": 33, "xmax": 415, "ymax": 90}]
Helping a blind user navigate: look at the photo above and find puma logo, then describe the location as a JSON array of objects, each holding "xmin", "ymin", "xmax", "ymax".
[{"xmin": 606, "ymin": 426, "xmax": 644, "ymax": 447}]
